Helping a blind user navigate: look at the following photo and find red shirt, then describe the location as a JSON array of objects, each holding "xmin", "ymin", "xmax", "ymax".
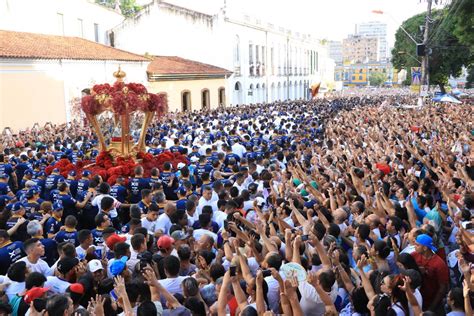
[{"xmin": 411, "ymin": 251, "xmax": 449, "ymax": 309}]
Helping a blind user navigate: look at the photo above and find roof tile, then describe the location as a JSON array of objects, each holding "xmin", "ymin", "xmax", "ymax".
[
  {"xmin": 0, "ymin": 30, "xmax": 149, "ymax": 62},
  {"xmin": 147, "ymin": 56, "xmax": 231, "ymax": 75}
]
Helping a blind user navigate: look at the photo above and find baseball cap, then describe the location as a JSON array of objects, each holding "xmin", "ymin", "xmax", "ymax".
[
  {"xmin": 37, "ymin": 171, "xmax": 46, "ymax": 177},
  {"xmin": 157, "ymin": 235, "xmax": 175, "ymax": 250},
  {"xmin": 177, "ymin": 162, "xmax": 186, "ymax": 169},
  {"xmin": 53, "ymin": 201, "xmax": 64, "ymax": 211},
  {"xmin": 57, "ymin": 257, "xmax": 79, "ymax": 275},
  {"xmin": 25, "ymin": 180, "xmax": 37, "ymax": 188},
  {"xmin": 11, "ymin": 202, "xmax": 24, "ymax": 212},
  {"xmin": 82, "ymin": 170, "xmax": 91, "ymax": 177},
  {"xmin": 105, "ymin": 234, "xmax": 126, "ymax": 250},
  {"xmin": 88, "ymin": 259, "xmax": 103, "ymax": 273},
  {"xmin": 68, "ymin": 283, "xmax": 85, "ymax": 295},
  {"xmin": 415, "ymin": 234, "xmax": 437, "ymax": 252},
  {"xmin": 68, "ymin": 170, "xmax": 76, "ymax": 177},
  {"xmin": 25, "ymin": 188, "xmax": 39, "ymax": 199},
  {"xmin": 171, "ymin": 230, "xmax": 189, "ymax": 241},
  {"xmin": 24, "ymin": 287, "xmax": 49, "ymax": 304},
  {"xmin": 52, "ymin": 168, "xmax": 60, "ymax": 173},
  {"xmin": 0, "ymin": 196, "xmax": 13, "ymax": 208},
  {"xmin": 190, "ymin": 156, "xmax": 199, "ymax": 163},
  {"xmin": 110, "ymin": 256, "xmax": 128, "ymax": 277},
  {"xmin": 24, "ymin": 169, "xmax": 33, "ymax": 176}
]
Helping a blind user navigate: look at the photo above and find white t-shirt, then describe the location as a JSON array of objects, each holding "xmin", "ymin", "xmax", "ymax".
[
  {"xmin": 141, "ymin": 217, "xmax": 159, "ymax": 234},
  {"xmin": 45, "ymin": 276, "xmax": 71, "ymax": 294},
  {"xmin": 298, "ymin": 280, "xmax": 338, "ymax": 316},
  {"xmin": 91, "ymin": 194, "xmax": 120, "ymax": 218},
  {"xmin": 5, "ymin": 280, "xmax": 25, "ymax": 300},
  {"xmin": 196, "ymin": 198, "xmax": 218, "ymax": 215},
  {"xmin": 156, "ymin": 213, "xmax": 172, "ymax": 235},
  {"xmin": 193, "ymin": 229, "xmax": 217, "ymax": 242},
  {"xmin": 18, "ymin": 257, "xmax": 53, "ymax": 276},
  {"xmin": 158, "ymin": 276, "xmax": 186, "ymax": 295}
]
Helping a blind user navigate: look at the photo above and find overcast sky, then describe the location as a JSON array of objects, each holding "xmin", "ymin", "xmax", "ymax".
[{"xmin": 159, "ymin": 0, "xmax": 444, "ymax": 47}]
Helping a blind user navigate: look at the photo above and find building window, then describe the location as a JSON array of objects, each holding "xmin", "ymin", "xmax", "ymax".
[
  {"xmin": 201, "ymin": 89, "xmax": 210, "ymax": 110},
  {"xmin": 249, "ymin": 43, "xmax": 254, "ymax": 76},
  {"xmin": 352, "ymin": 75, "xmax": 355, "ymax": 80},
  {"xmin": 181, "ymin": 91, "xmax": 191, "ymax": 112},
  {"xmin": 248, "ymin": 84, "xmax": 254, "ymax": 96},
  {"xmin": 57, "ymin": 13, "xmax": 64, "ymax": 35},
  {"xmin": 270, "ymin": 47, "xmax": 274, "ymax": 75},
  {"xmin": 359, "ymin": 75, "xmax": 363, "ymax": 80},
  {"xmin": 234, "ymin": 35, "xmax": 240, "ymax": 63},
  {"xmin": 218, "ymin": 87, "xmax": 226, "ymax": 107},
  {"xmin": 77, "ymin": 18, "xmax": 84, "ymax": 37},
  {"xmin": 94, "ymin": 23, "xmax": 99, "ymax": 42}
]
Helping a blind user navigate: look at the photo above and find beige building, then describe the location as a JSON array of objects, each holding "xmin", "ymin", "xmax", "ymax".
[
  {"xmin": 342, "ymin": 34, "xmax": 379, "ymax": 64},
  {"xmin": 0, "ymin": 30, "xmax": 149, "ymax": 131},
  {"xmin": 147, "ymin": 56, "xmax": 232, "ymax": 112}
]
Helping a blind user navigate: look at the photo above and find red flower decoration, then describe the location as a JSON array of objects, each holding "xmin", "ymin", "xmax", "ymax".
[
  {"xmin": 92, "ymin": 83, "xmax": 111, "ymax": 95},
  {"xmin": 81, "ymin": 95, "xmax": 101, "ymax": 115},
  {"xmin": 111, "ymin": 92, "xmax": 127, "ymax": 115}
]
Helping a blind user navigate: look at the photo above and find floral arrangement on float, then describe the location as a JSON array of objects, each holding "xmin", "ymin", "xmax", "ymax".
[{"xmin": 45, "ymin": 68, "xmax": 188, "ymax": 184}]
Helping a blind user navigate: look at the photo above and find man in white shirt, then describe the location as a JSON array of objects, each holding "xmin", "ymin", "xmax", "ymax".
[
  {"xmin": 298, "ymin": 268, "xmax": 338, "ymax": 316},
  {"xmin": 141, "ymin": 205, "xmax": 160, "ymax": 236},
  {"xmin": 232, "ymin": 141, "xmax": 246, "ymax": 158},
  {"xmin": 158, "ymin": 256, "xmax": 187, "ymax": 305},
  {"xmin": 196, "ymin": 186, "xmax": 218, "ymax": 215},
  {"xmin": 18, "ymin": 238, "xmax": 53, "ymax": 276},
  {"xmin": 91, "ymin": 183, "xmax": 121, "ymax": 221},
  {"xmin": 156, "ymin": 202, "xmax": 175, "ymax": 235},
  {"xmin": 45, "ymin": 257, "xmax": 79, "ymax": 294},
  {"xmin": 193, "ymin": 213, "xmax": 218, "ymax": 241}
]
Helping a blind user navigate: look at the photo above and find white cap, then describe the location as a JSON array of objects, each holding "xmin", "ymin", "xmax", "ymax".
[
  {"xmin": 88, "ymin": 259, "xmax": 103, "ymax": 273},
  {"xmin": 177, "ymin": 162, "xmax": 186, "ymax": 169},
  {"xmin": 190, "ymin": 156, "xmax": 199, "ymax": 163}
]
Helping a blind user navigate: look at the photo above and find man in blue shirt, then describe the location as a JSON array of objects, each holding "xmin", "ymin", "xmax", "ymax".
[
  {"xmin": 0, "ymin": 229, "xmax": 24, "ymax": 275},
  {"xmin": 76, "ymin": 170, "xmax": 91, "ymax": 199},
  {"xmin": 0, "ymin": 154, "xmax": 17, "ymax": 190},
  {"xmin": 57, "ymin": 182, "xmax": 92, "ymax": 220},
  {"xmin": 0, "ymin": 175, "xmax": 14, "ymax": 197},
  {"xmin": 45, "ymin": 201, "xmax": 64, "ymax": 238},
  {"xmin": 110, "ymin": 176, "xmax": 127, "ymax": 203},
  {"xmin": 44, "ymin": 168, "xmax": 64, "ymax": 201},
  {"xmin": 65, "ymin": 170, "xmax": 78, "ymax": 198},
  {"xmin": 128, "ymin": 166, "xmax": 151, "ymax": 203},
  {"xmin": 54, "ymin": 215, "xmax": 79, "ymax": 246}
]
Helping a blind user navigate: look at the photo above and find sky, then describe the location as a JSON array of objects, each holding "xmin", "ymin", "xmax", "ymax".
[{"xmin": 160, "ymin": 0, "xmax": 445, "ymax": 48}]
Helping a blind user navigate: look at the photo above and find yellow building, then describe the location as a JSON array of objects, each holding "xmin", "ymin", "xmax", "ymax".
[
  {"xmin": 334, "ymin": 61, "xmax": 394, "ymax": 86},
  {"xmin": 147, "ymin": 56, "xmax": 232, "ymax": 112}
]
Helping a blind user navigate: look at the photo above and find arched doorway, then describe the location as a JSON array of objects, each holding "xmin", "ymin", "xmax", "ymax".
[
  {"xmin": 201, "ymin": 89, "xmax": 210, "ymax": 110},
  {"xmin": 255, "ymin": 84, "xmax": 260, "ymax": 103},
  {"xmin": 262, "ymin": 83, "xmax": 266, "ymax": 103},
  {"xmin": 233, "ymin": 81, "xmax": 242, "ymax": 106},
  {"xmin": 218, "ymin": 87, "xmax": 226, "ymax": 107},
  {"xmin": 181, "ymin": 90, "xmax": 191, "ymax": 112},
  {"xmin": 249, "ymin": 84, "xmax": 254, "ymax": 104},
  {"xmin": 277, "ymin": 82, "xmax": 281, "ymax": 101},
  {"xmin": 271, "ymin": 83, "xmax": 276, "ymax": 102}
]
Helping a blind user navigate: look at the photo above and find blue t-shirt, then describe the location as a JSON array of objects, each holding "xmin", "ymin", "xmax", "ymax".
[
  {"xmin": 0, "ymin": 163, "xmax": 14, "ymax": 178},
  {"xmin": 55, "ymin": 230, "xmax": 78, "ymax": 246},
  {"xmin": 45, "ymin": 216, "xmax": 62, "ymax": 235},
  {"xmin": 91, "ymin": 228, "xmax": 105, "ymax": 246},
  {"xmin": 0, "ymin": 183, "xmax": 11, "ymax": 195},
  {"xmin": 128, "ymin": 177, "xmax": 151, "ymax": 203},
  {"xmin": 0, "ymin": 241, "xmax": 24, "ymax": 275},
  {"xmin": 110, "ymin": 184, "xmax": 127, "ymax": 203}
]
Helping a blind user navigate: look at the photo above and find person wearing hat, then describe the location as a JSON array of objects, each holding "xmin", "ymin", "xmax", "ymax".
[
  {"xmin": 411, "ymin": 233, "xmax": 449, "ymax": 312},
  {"xmin": 56, "ymin": 181, "xmax": 92, "ymax": 220},
  {"xmin": 23, "ymin": 188, "xmax": 43, "ymax": 216},
  {"xmin": 44, "ymin": 201, "xmax": 64, "ymax": 238},
  {"xmin": 66, "ymin": 282, "xmax": 86, "ymax": 313},
  {"xmin": 44, "ymin": 257, "xmax": 80, "ymax": 294},
  {"xmin": 109, "ymin": 255, "xmax": 130, "ymax": 279},
  {"xmin": 0, "ymin": 174, "xmax": 14, "ymax": 197},
  {"xmin": 43, "ymin": 168, "xmax": 65, "ymax": 201},
  {"xmin": 19, "ymin": 169, "xmax": 34, "ymax": 190},
  {"xmin": 0, "ymin": 153, "xmax": 17, "ymax": 190},
  {"xmin": 65, "ymin": 170, "xmax": 78, "ymax": 198},
  {"xmin": 33, "ymin": 171, "xmax": 47, "ymax": 199},
  {"xmin": 75, "ymin": 170, "xmax": 91, "ymax": 199},
  {"xmin": 6, "ymin": 202, "xmax": 29, "ymax": 242}
]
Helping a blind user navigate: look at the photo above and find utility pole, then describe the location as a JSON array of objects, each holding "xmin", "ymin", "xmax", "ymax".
[{"xmin": 421, "ymin": 0, "xmax": 432, "ymax": 91}]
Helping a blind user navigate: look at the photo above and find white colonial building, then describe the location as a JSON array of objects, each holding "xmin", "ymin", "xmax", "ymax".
[
  {"xmin": 0, "ymin": 0, "xmax": 124, "ymax": 45},
  {"xmin": 111, "ymin": 0, "xmax": 334, "ymax": 108}
]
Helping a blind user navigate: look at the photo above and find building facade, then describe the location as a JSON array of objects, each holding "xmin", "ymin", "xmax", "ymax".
[
  {"xmin": 327, "ymin": 41, "xmax": 343, "ymax": 65},
  {"xmin": 111, "ymin": 0, "xmax": 333, "ymax": 107},
  {"xmin": 342, "ymin": 34, "xmax": 379, "ymax": 64},
  {"xmin": 356, "ymin": 21, "xmax": 388, "ymax": 62},
  {"xmin": 0, "ymin": 0, "xmax": 124, "ymax": 45},
  {"xmin": 0, "ymin": 30, "xmax": 149, "ymax": 131},
  {"xmin": 335, "ymin": 61, "xmax": 394, "ymax": 86}
]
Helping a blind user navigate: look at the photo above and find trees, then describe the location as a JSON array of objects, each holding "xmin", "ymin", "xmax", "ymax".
[
  {"xmin": 369, "ymin": 72, "xmax": 387, "ymax": 86},
  {"xmin": 96, "ymin": 0, "xmax": 142, "ymax": 17},
  {"xmin": 391, "ymin": 7, "xmax": 472, "ymax": 92}
]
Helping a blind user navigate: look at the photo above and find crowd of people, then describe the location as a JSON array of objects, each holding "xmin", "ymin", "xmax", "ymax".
[{"xmin": 0, "ymin": 94, "xmax": 472, "ymax": 316}]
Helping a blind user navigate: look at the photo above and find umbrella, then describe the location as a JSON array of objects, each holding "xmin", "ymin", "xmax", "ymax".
[{"xmin": 432, "ymin": 94, "xmax": 462, "ymax": 104}]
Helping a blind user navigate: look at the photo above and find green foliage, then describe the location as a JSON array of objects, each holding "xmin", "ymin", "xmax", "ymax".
[
  {"xmin": 96, "ymin": 0, "xmax": 142, "ymax": 17},
  {"xmin": 391, "ymin": 7, "xmax": 472, "ymax": 90},
  {"xmin": 369, "ymin": 72, "xmax": 387, "ymax": 86}
]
